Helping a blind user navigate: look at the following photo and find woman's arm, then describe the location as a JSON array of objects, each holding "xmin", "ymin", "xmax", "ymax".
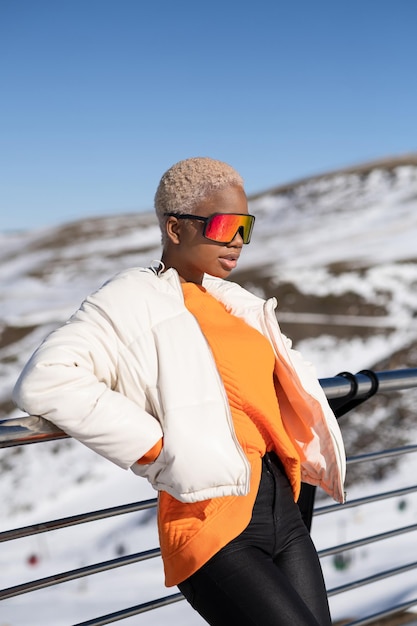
[{"xmin": 13, "ymin": 287, "xmax": 163, "ymax": 470}]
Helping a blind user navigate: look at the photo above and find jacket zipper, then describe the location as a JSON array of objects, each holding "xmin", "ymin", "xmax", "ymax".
[{"xmin": 164, "ymin": 269, "xmax": 252, "ymax": 493}]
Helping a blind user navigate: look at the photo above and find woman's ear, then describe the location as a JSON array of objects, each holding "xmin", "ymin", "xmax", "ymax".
[{"xmin": 165, "ymin": 216, "xmax": 181, "ymax": 245}]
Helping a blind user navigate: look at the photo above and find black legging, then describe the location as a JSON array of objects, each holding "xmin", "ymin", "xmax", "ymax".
[{"xmin": 178, "ymin": 453, "xmax": 332, "ymax": 626}]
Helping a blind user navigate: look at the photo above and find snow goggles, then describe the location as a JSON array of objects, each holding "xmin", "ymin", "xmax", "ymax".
[{"xmin": 164, "ymin": 212, "xmax": 255, "ymax": 244}]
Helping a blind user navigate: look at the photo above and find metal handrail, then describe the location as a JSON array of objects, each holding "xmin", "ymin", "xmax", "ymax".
[
  {"xmin": 8, "ymin": 447, "xmax": 414, "ymax": 546},
  {"xmin": 3, "ymin": 493, "xmax": 415, "ymax": 602},
  {"xmin": 0, "ymin": 498, "xmax": 157, "ymax": 543},
  {"xmin": 318, "ymin": 522, "xmax": 417, "ymax": 558},
  {"xmin": 327, "ymin": 561, "xmax": 417, "ymax": 597},
  {"xmin": 0, "ymin": 548, "xmax": 161, "ymax": 601},
  {"xmin": 315, "ymin": 483, "xmax": 417, "ymax": 516},
  {"xmin": 344, "ymin": 599, "xmax": 417, "ymax": 626},
  {"xmin": 345, "ymin": 444, "xmax": 417, "ymax": 465},
  {"xmin": 2, "ymin": 368, "xmax": 416, "ymax": 448},
  {"xmin": 321, "ymin": 367, "xmax": 417, "ymax": 399},
  {"xmin": 73, "ymin": 593, "xmax": 184, "ymax": 626}
]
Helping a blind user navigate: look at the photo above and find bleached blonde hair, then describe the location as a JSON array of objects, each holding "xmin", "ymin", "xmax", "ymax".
[{"xmin": 154, "ymin": 157, "xmax": 244, "ymax": 246}]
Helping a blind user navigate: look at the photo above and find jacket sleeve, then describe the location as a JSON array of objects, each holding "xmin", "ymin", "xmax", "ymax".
[{"xmin": 13, "ymin": 288, "xmax": 164, "ymax": 470}]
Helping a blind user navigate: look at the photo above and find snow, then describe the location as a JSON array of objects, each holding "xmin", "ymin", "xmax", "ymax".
[{"xmin": 1, "ymin": 163, "xmax": 417, "ymax": 624}]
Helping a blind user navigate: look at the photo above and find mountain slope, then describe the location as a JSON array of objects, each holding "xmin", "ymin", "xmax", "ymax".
[{"xmin": 1, "ymin": 154, "xmax": 417, "ymax": 625}]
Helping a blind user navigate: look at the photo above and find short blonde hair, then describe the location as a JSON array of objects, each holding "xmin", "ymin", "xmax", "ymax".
[{"xmin": 154, "ymin": 157, "xmax": 244, "ymax": 245}]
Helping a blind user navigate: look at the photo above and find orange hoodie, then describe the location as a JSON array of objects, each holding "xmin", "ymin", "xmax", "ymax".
[{"xmin": 142, "ymin": 283, "xmax": 301, "ymax": 587}]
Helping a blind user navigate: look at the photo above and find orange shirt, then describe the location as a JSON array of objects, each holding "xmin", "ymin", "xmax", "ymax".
[{"xmin": 157, "ymin": 283, "xmax": 301, "ymax": 586}]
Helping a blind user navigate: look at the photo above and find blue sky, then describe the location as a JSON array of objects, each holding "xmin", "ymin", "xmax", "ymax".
[{"xmin": 1, "ymin": 0, "xmax": 417, "ymax": 232}]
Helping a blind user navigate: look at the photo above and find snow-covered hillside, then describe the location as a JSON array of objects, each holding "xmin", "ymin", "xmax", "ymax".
[{"xmin": 1, "ymin": 155, "xmax": 417, "ymax": 624}]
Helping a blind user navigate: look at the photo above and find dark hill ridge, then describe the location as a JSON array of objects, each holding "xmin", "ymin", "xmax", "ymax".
[{"xmin": 249, "ymin": 152, "xmax": 417, "ymax": 199}]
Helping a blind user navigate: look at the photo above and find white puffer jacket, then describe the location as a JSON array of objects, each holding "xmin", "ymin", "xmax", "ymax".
[{"xmin": 13, "ymin": 266, "xmax": 346, "ymax": 503}]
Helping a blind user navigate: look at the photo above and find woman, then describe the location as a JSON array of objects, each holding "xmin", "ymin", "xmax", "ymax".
[{"xmin": 14, "ymin": 157, "xmax": 346, "ymax": 626}]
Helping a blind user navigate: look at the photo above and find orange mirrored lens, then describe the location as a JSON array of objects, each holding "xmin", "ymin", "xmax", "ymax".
[{"xmin": 204, "ymin": 214, "xmax": 255, "ymax": 243}]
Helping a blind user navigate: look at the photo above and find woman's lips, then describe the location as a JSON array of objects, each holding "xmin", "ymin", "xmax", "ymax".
[{"xmin": 219, "ymin": 254, "xmax": 239, "ymax": 271}]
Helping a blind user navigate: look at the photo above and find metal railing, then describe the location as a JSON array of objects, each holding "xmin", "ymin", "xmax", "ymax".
[{"xmin": 1, "ymin": 368, "xmax": 417, "ymax": 626}]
